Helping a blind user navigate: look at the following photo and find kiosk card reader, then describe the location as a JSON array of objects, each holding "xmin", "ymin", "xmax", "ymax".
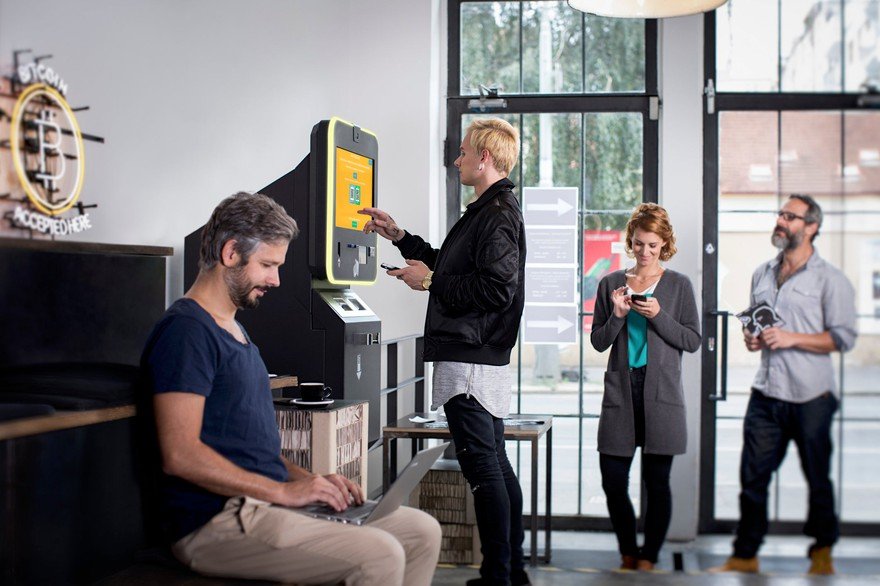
[{"xmin": 184, "ymin": 117, "xmax": 383, "ymax": 442}]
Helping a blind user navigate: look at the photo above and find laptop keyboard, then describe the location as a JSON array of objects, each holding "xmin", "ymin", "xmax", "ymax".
[{"xmin": 306, "ymin": 500, "xmax": 377, "ymax": 520}]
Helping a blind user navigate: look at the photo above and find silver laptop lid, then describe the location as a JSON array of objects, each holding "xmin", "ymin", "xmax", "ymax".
[
  {"xmin": 297, "ymin": 442, "xmax": 449, "ymax": 525},
  {"xmin": 367, "ymin": 442, "xmax": 449, "ymax": 523}
]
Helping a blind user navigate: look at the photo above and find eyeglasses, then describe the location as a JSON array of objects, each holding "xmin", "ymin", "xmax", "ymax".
[{"xmin": 777, "ymin": 210, "xmax": 807, "ymax": 222}]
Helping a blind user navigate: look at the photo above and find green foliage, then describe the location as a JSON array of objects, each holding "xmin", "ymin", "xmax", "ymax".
[
  {"xmin": 584, "ymin": 15, "xmax": 645, "ymax": 92},
  {"xmin": 583, "ymin": 113, "xmax": 643, "ymax": 230},
  {"xmin": 461, "ymin": 2, "xmax": 645, "ymax": 94},
  {"xmin": 461, "ymin": 2, "xmax": 521, "ymax": 94},
  {"xmin": 522, "ymin": 3, "xmax": 583, "ymax": 93},
  {"xmin": 458, "ymin": 2, "xmax": 646, "ymax": 224}
]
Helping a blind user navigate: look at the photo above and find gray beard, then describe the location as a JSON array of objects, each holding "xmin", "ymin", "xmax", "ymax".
[{"xmin": 771, "ymin": 229, "xmax": 803, "ymax": 251}]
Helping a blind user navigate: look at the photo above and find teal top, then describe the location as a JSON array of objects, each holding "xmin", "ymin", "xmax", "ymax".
[{"xmin": 627, "ymin": 293, "xmax": 652, "ymax": 368}]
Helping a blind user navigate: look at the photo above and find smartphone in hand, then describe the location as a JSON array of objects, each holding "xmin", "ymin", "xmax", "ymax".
[
  {"xmin": 380, "ymin": 263, "xmax": 400, "ymax": 271},
  {"xmin": 630, "ymin": 294, "xmax": 647, "ymax": 303}
]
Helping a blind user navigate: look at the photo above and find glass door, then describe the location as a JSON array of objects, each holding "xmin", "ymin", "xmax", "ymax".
[
  {"xmin": 704, "ymin": 110, "xmax": 880, "ymax": 531},
  {"xmin": 701, "ymin": 2, "xmax": 880, "ymax": 533}
]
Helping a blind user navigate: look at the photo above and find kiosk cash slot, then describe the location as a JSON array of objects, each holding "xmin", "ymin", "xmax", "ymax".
[{"xmin": 184, "ymin": 117, "xmax": 383, "ymax": 442}]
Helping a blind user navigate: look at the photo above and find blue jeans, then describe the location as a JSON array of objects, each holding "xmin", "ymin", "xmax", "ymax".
[
  {"xmin": 734, "ymin": 390, "xmax": 839, "ymax": 558},
  {"xmin": 444, "ymin": 394, "xmax": 525, "ymax": 585}
]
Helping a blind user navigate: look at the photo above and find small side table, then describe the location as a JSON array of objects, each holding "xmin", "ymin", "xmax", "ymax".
[
  {"xmin": 275, "ymin": 399, "xmax": 368, "ymax": 494},
  {"xmin": 383, "ymin": 413, "xmax": 552, "ymax": 565}
]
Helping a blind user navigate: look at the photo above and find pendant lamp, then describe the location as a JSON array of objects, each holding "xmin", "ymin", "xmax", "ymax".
[{"xmin": 568, "ymin": 0, "xmax": 729, "ymax": 18}]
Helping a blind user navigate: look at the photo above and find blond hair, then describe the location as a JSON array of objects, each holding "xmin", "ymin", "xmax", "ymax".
[
  {"xmin": 466, "ymin": 118, "xmax": 519, "ymax": 176},
  {"xmin": 625, "ymin": 203, "xmax": 677, "ymax": 261}
]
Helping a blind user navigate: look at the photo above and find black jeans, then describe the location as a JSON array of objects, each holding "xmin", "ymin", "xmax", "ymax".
[
  {"xmin": 733, "ymin": 389, "xmax": 839, "ymax": 558},
  {"xmin": 600, "ymin": 453, "xmax": 673, "ymax": 563},
  {"xmin": 599, "ymin": 366, "xmax": 674, "ymax": 564},
  {"xmin": 445, "ymin": 394, "xmax": 525, "ymax": 585}
]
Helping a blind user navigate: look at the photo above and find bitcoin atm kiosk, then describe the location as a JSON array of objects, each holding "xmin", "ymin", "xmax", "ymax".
[{"xmin": 184, "ymin": 117, "xmax": 383, "ymax": 442}]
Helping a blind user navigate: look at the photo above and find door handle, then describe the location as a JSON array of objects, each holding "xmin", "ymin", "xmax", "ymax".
[{"xmin": 708, "ymin": 310, "xmax": 729, "ymax": 402}]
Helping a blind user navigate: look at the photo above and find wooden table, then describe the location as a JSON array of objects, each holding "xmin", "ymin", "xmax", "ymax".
[{"xmin": 383, "ymin": 413, "xmax": 553, "ymax": 565}]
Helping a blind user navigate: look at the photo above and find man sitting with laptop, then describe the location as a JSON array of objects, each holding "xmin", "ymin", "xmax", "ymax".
[{"xmin": 140, "ymin": 192, "xmax": 441, "ymax": 585}]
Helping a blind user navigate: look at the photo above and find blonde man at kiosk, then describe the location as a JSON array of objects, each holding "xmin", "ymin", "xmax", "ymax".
[
  {"xmin": 141, "ymin": 192, "xmax": 441, "ymax": 585},
  {"xmin": 360, "ymin": 118, "xmax": 529, "ymax": 586}
]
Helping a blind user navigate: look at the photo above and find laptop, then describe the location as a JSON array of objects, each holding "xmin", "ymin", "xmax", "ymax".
[{"xmin": 295, "ymin": 442, "xmax": 449, "ymax": 526}]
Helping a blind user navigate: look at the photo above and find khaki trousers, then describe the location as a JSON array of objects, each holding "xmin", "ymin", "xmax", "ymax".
[{"xmin": 172, "ymin": 497, "xmax": 441, "ymax": 586}]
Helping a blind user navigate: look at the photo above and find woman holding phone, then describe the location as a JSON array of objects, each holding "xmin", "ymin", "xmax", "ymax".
[{"xmin": 590, "ymin": 203, "xmax": 701, "ymax": 571}]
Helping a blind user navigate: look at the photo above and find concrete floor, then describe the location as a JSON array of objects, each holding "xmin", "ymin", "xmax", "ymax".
[
  {"xmin": 433, "ymin": 533, "xmax": 880, "ymax": 585},
  {"xmin": 101, "ymin": 532, "xmax": 880, "ymax": 585}
]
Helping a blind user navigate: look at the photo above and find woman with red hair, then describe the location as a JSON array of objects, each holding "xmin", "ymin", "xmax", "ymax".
[{"xmin": 590, "ymin": 203, "xmax": 701, "ymax": 571}]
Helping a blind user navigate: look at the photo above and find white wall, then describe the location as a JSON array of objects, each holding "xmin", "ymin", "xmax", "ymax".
[
  {"xmin": 0, "ymin": 0, "xmax": 438, "ymax": 340},
  {"xmin": 341, "ymin": 0, "xmax": 439, "ymax": 339},
  {"xmin": 659, "ymin": 14, "xmax": 704, "ymax": 541}
]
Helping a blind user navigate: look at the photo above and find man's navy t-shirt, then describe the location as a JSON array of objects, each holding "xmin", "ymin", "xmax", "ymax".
[{"xmin": 142, "ymin": 298, "xmax": 288, "ymax": 542}]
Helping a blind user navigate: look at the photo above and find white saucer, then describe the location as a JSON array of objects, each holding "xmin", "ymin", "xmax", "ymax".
[{"xmin": 291, "ymin": 398, "xmax": 334, "ymax": 407}]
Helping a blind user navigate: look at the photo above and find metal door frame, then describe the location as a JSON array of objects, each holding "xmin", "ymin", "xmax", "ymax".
[{"xmin": 699, "ymin": 10, "xmax": 880, "ymax": 536}]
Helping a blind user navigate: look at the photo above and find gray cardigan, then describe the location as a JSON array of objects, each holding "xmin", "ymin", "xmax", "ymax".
[{"xmin": 590, "ymin": 269, "xmax": 701, "ymax": 456}]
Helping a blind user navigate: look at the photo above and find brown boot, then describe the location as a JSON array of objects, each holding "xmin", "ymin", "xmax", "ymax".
[
  {"xmin": 707, "ymin": 556, "xmax": 759, "ymax": 573},
  {"xmin": 808, "ymin": 545, "xmax": 835, "ymax": 575},
  {"xmin": 620, "ymin": 555, "xmax": 638, "ymax": 570},
  {"xmin": 636, "ymin": 559, "xmax": 655, "ymax": 571}
]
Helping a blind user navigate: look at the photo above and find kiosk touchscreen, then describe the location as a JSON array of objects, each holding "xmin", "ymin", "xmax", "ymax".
[
  {"xmin": 184, "ymin": 117, "xmax": 383, "ymax": 442},
  {"xmin": 309, "ymin": 118, "xmax": 379, "ymax": 285}
]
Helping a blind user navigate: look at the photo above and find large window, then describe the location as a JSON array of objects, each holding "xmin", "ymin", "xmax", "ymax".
[
  {"xmin": 716, "ymin": 0, "xmax": 880, "ymax": 92},
  {"xmin": 459, "ymin": 1, "xmax": 645, "ymax": 95},
  {"xmin": 448, "ymin": 1, "xmax": 657, "ymax": 524},
  {"xmin": 702, "ymin": 0, "xmax": 880, "ymax": 532}
]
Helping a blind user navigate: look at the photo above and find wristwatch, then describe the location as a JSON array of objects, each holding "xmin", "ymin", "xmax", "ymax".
[{"xmin": 421, "ymin": 271, "xmax": 433, "ymax": 291}]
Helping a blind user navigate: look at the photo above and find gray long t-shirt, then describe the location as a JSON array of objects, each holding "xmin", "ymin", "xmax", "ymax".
[{"xmin": 432, "ymin": 361, "xmax": 512, "ymax": 418}]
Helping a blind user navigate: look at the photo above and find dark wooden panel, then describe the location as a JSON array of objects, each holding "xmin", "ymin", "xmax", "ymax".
[
  {"xmin": 0, "ymin": 417, "xmax": 145, "ymax": 584},
  {"xmin": 0, "ymin": 245, "xmax": 167, "ymax": 368}
]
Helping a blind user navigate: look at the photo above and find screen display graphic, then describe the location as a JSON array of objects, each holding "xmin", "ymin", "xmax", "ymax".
[{"xmin": 335, "ymin": 147, "xmax": 374, "ymax": 231}]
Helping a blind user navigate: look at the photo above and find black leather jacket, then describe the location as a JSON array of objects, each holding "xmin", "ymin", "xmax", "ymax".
[{"xmin": 394, "ymin": 178, "xmax": 526, "ymax": 365}]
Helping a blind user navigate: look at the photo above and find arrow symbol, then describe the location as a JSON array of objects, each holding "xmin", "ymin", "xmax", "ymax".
[
  {"xmin": 356, "ymin": 354, "xmax": 362, "ymax": 380},
  {"xmin": 526, "ymin": 198, "xmax": 574, "ymax": 216},
  {"xmin": 526, "ymin": 316, "xmax": 574, "ymax": 334}
]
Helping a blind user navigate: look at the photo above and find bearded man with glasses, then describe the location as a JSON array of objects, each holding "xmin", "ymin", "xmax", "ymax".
[{"xmin": 710, "ymin": 194, "xmax": 857, "ymax": 576}]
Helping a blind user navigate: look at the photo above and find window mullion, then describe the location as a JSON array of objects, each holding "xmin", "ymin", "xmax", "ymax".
[
  {"xmin": 581, "ymin": 9, "xmax": 587, "ymax": 94},
  {"xmin": 519, "ymin": 0, "xmax": 524, "ymax": 94},
  {"xmin": 777, "ymin": 0, "xmax": 782, "ymax": 92}
]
